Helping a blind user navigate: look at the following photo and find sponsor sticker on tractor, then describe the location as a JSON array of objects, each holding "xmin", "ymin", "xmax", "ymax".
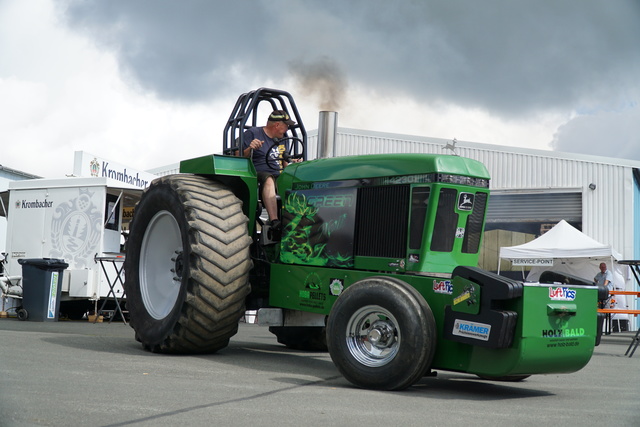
[
  {"xmin": 452, "ymin": 319, "xmax": 491, "ymax": 341},
  {"xmin": 549, "ymin": 287, "xmax": 576, "ymax": 301},
  {"xmin": 329, "ymin": 278, "xmax": 344, "ymax": 296},
  {"xmin": 433, "ymin": 279, "xmax": 453, "ymax": 295}
]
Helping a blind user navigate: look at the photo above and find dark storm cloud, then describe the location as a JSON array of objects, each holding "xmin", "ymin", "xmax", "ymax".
[
  {"xmin": 59, "ymin": 1, "xmax": 276, "ymax": 100},
  {"xmin": 59, "ymin": 0, "xmax": 640, "ymax": 117}
]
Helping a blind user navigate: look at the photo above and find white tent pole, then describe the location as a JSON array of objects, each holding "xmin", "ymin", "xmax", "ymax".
[{"xmin": 610, "ymin": 256, "xmax": 614, "ymax": 288}]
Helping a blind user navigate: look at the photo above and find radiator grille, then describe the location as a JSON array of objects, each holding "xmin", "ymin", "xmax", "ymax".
[
  {"xmin": 431, "ymin": 188, "xmax": 458, "ymax": 252},
  {"xmin": 462, "ymin": 192, "xmax": 487, "ymax": 254},
  {"xmin": 355, "ymin": 186, "xmax": 409, "ymax": 258}
]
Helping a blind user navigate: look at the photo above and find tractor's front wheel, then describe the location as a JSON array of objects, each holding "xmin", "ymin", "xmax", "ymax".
[
  {"xmin": 327, "ymin": 276, "xmax": 436, "ymax": 390},
  {"xmin": 124, "ymin": 175, "xmax": 252, "ymax": 353}
]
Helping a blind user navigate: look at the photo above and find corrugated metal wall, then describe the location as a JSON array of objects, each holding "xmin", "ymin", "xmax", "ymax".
[
  {"xmin": 309, "ymin": 127, "xmax": 638, "ymax": 260},
  {"xmin": 486, "ymin": 192, "xmax": 582, "ymax": 223}
]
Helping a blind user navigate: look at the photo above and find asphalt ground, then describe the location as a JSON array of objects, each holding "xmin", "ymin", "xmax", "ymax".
[{"xmin": 0, "ymin": 318, "xmax": 638, "ymax": 427}]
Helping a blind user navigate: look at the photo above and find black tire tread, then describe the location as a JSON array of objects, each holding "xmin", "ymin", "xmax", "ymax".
[
  {"xmin": 326, "ymin": 276, "xmax": 436, "ymax": 390},
  {"xmin": 127, "ymin": 174, "xmax": 252, "ymax": 354}
]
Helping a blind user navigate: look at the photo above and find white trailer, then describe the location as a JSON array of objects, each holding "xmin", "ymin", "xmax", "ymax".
[{"xmin": 0, "ymin": 177, "xmax": 142, "ymax": 315}]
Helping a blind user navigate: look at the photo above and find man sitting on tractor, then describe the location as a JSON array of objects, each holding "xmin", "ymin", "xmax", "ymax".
[{"xmin": 241, "ymin": 110, "xmax": 297, "ymax": 228}]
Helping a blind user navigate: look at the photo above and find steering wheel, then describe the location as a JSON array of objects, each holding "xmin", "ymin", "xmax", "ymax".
[{"xmin": 264, "ymin": 137, "xmax": 305, "ymax": 172}]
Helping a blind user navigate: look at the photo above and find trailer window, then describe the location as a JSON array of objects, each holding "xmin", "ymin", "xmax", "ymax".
[
  {"xmin": 431, "ymin": 188, "xmax": 458, "ymax": 252},
  {"xmin": 409, "ymin": 187, "xmax": 430, "ymax": 250},
  {"xmin": 104, "ymin": 193, "xmax": 120, "ymax": 231}
]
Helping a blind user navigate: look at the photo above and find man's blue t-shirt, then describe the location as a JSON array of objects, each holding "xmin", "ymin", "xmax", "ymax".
[
  {"xmin": 595, "ymin": 269, "xmax": 614, "ymax": 291},
  {"xmin": 242, "ymin": 127, "xmax": 285, "ymax": 174}
]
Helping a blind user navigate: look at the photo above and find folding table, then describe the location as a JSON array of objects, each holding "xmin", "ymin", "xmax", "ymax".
[{"xmin": 94, "ymin": 254, "xmax": 127, "ymax": 324}]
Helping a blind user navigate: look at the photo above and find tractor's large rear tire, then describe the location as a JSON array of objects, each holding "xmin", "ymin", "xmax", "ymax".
[
  {"xmin": 124, "ymin": 175, "xmax": 252, "ymax": 354},
  {"xmin": 327, "ymin": 276, "xmax": 436, "ymax": 390}
]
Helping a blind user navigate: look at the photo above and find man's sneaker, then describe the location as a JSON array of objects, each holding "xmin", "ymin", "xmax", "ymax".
[
  {"xmin": 267, "ymin": 219, "xmax": 282, "ymax": 232},
  {"xmin": 261, "ymin": 219, "xmax": 282, "ymax": 244}
]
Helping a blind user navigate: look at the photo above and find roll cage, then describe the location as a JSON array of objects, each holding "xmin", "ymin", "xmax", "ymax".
[{"xmin": 222, "ymin": 87, "xmax": 307, "ymax": 160}]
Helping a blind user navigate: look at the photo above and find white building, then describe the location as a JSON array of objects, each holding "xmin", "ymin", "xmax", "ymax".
[
  {"xmin": 129, "ymin": 127, "xmax": 640, "ymax": 266},
  {"xmin": 306, "ymin": 127, "xmax": 640, "ymax": 330},
  {"xmin": 307, "ymin": 128, "xmax": 639, "ymax": 264},
  {"xmin": 149, "ymin": 127, "xmax": 639, "ymax": 264}
]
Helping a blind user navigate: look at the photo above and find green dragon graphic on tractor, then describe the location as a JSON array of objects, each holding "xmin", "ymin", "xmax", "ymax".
[
  {"xmin": 280, "ymin": 191, "xmax": 353, "ymax": 267},
  {"xmin": 123, "ymin": 88, "xmax": 607, "ymax": 391}
]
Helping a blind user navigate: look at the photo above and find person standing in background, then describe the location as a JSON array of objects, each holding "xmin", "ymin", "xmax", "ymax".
[{"xmin": 595, "ymin": 262, "xmax": 614, "ymax": 291}]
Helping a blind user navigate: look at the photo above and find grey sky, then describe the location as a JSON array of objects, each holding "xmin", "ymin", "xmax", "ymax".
[
  {"xmin": 57, "ymin": 0, "xmax": 640, "ymax": 160},
  {"xmin": 61, "ymin": 1, "xmax": 640, "ymax": 111},
  {"xmin": 1, "ymin": 0, "xmax": 639, "ymax": 179}
]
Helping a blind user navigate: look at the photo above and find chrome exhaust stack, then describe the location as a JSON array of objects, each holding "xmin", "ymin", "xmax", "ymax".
[{"xmin": 316, "ymin": 111, "xmax": 338, "ymax": 159}]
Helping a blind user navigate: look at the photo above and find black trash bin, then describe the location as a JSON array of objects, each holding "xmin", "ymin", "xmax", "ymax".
[{"xmin": 18, "ymin": 258, "xmax": 69, "ymax": 321}]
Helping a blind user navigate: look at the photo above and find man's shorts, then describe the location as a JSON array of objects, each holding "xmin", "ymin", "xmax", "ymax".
[{"xmin": 257, "ymin": 171, "xmax": 279, "ymax": 193}]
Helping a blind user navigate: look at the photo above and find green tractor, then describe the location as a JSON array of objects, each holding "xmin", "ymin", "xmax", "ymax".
[{"xmin": 123, "ymin": 88, "xmax": 605, "ymax": 390}]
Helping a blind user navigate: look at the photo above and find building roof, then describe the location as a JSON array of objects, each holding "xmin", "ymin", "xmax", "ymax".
[
  {"xmin": 309, "ymin": 127, "xmax": 640, "ymax": 169},
  {"xmin": 0, "ymin": 164, "xmax": 42, "ymax": 180}
]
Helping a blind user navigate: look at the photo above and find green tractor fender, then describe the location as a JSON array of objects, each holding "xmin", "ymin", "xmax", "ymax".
[{"xmin": 179, "ymin": 154, "xmax": 259, "ymax": 233}]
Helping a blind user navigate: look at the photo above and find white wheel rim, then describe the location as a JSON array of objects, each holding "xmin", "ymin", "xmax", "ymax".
[{"xmin": 140, "ymin": 210, "xmax": 183, "ymax": 320}]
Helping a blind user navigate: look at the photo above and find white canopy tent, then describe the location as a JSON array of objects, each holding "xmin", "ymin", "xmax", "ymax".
[
  {"xmin": 499, "ymin": 219, "xmax": 623, "ymax": 283},
  {"xmin": 500, "ymin": 220, "xmax": 620, "ymax": 263},
  {"xmin": 499, "ymin": 220, "xmax": 630, "ymax": 321}
]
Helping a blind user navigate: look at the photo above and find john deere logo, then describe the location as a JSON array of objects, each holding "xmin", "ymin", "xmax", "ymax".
[
  {"xmin": 89, "ymin": 158, "xmax": 100, "ymax": 177},
  {"xmin": 458, "ymin": 192, "xmax": 474, "ymax": 211}
]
